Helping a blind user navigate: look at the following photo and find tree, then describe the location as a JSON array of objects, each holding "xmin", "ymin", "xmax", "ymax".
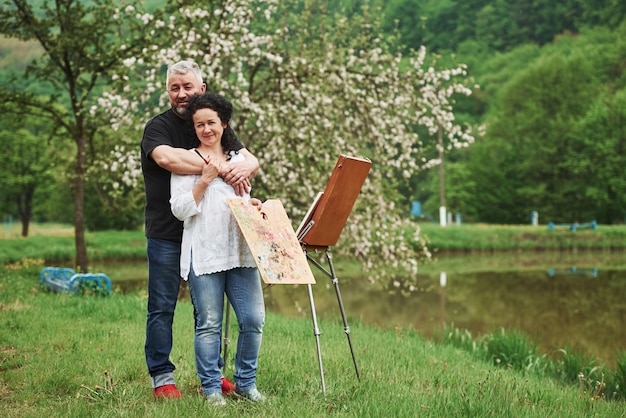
[
  {"xmin": 459, "ymin": 24, "xmax": 625, "ymax": 224},
  {"xmin": 381, "ymin": 0, "xmax": 426, "ymax": 51},
  {"xmin": 0, "ymin": 114, "xmax": 56, "ymax": 236},
  {"xmin": 101, "ymin": 0, "xmax": 477, "ymax": 287},
  {"xmin": 413, "ymin": 57, "xmax": 477, "ymax": 226},
  {"xmin": 0, "ymin": 0, "xmax": 160, "ymax": 271},
  {"xmin": 471, "ymin": 51, "xmax": 597, "ymax": 223},
  {"xmin": 566, "ymin": 90, "xmax": 626, "ymax": 223}
]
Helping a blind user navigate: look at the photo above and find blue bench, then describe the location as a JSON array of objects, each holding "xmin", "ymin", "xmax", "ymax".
[
  {"xmin": 39, "ymin": 267, "xmax": 111, "ymax": 296},
  {"xmin": 547, "ymin": 220, "xmax": 597, "ymax": 232}
]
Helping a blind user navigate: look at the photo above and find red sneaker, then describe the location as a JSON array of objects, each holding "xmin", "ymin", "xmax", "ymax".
[
  {"xmin": 153, "ymin": 384, "xmax": 182, "ymax": 399},
  {"xmin": 221, "ymin": 377, "xmax": 236, "ymax": 395}
]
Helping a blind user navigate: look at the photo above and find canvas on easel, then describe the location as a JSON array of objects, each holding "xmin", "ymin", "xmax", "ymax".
[
  {"xmin": 228, "ymin": 198, "xmax": 316, "ymax": 285},
  {"xmin": 298, "ymin": 155, "xmax": 372, "ymax": 248}
]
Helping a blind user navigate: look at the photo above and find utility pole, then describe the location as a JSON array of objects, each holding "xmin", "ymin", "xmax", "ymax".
[{"xmin": 437, "ymin": 124, "xmax": 446, "ymax": 226}]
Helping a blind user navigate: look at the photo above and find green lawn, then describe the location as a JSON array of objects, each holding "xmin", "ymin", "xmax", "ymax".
[{"xmin": 1, "ymin": 260, "xmax": 624, "ymax": 417}]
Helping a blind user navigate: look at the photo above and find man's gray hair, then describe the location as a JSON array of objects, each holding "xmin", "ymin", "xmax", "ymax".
[{"xmin": 166, "ymin": 60, "xmax": 203, "ymax": 85}]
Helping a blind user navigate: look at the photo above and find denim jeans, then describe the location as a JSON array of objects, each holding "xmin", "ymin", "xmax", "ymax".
[
  {"xmin": 188, "ymin": 266, "xmax": 265, "ymax": 395},
  {"xmin": 145, "ymin": 238, "xmax": 181, "ymax": 386}
]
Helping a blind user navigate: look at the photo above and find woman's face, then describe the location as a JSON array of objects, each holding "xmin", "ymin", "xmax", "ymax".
[{"xmin": 192, "ymin": 108, "xmax": 226, "ymax": 147}]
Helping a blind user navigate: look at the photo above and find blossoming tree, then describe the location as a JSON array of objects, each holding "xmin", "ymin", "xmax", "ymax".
[{"xmin": 102, "ymin": 0, "xmax": 476, "ymax": 287}]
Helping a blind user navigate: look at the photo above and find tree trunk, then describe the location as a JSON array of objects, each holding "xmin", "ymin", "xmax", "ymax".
[
  {"xmin": 16, "ymin": 187, "xmax": 33, "ymax": 237},
  {"xmin": 74, "ymin": 127, "xmax": 88, "ymax": 273}
]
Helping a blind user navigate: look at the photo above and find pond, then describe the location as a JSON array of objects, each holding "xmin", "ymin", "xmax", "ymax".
[{"xmin": 93, "ymin": 250, "xmax": 626, "ymax": 367}]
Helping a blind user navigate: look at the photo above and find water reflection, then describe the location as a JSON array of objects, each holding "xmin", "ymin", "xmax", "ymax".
[{"xmin": 94, "ymin": 251, "xmax": 626, "ymax": 367}]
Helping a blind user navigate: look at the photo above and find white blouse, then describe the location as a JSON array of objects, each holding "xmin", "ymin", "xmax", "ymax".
[{"xmin": 170, "ymin": 150, "xmax": 256, "ymax": 280}]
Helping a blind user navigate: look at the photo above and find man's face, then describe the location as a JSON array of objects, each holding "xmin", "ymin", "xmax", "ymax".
[{"xmin": 167, "ymin": 72, "xmax": 206, "ymax": 116}]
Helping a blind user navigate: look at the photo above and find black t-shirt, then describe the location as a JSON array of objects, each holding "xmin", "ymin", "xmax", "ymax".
[{"xmin": 140, "ymin": 108, "xmax": 244, "ymax": 241}]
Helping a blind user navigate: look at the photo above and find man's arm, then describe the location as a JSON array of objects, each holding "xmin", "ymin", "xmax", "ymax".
[
  {"xmin": 153, "ymin": 143, "xmax": 258, "ymax": 196},
  {"xmin": 238, "ymin": 148, "xmax": 259, "ymax": 178},
  {"xmin": 221, "ymin": 148, "xmax": 259, "ymax": 196},
  {"xmin": 221, "ymin": 148, "xmax": 259, "ymax": 182},
  {"xmin": 151, "ymin": 145, "xmax": 204, "ymax": 175}
]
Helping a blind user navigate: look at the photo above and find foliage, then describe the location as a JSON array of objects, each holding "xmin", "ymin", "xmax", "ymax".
[
  {"xmin": 382, "ymin": 0, "xmax": 626, "ymax": 54},
  {"xmin": 565, "ymin": 89, "xmax": 626, "ymax": 223},
  {"xmin": 376, "ymin": 3, "xmax": 626, "ymax": 226},
  {"xmin": 456, "ymin": 24, "xmax": 626, "ymax": 224},
  {"xmin": 494, "ymin": 54, "xmax": 595, "ymax": 221}
]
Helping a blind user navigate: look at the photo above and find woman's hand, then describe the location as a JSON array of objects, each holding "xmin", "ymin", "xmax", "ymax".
[
  {"xmin": 200, "ymin": 158, "xmax": 221, "ymax": 185},
  {"xmin": 193, "ymin": 157, "xmax": 221, "ymax": 205}
]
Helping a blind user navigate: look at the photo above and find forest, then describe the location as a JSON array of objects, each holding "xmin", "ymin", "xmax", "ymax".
[
  {"xmin": 1, "ymin": 0, "xmax": 625, "ymax": 234},
  {"xmin": 380, "ymin": 0, "xmax": 626, "ymax": 225}
]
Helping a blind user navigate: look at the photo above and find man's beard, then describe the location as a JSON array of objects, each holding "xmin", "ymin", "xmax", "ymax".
[{"xmin": 174, "ymin": 105, "xmax": 188, "ymax": 116}]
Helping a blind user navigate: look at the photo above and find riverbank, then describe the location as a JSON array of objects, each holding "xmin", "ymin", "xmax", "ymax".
[
  {"xmin": 417, "ymin": 222, "xmax": 626, "ymax": 253},
  {"xmin": 1, "ymin": 262, "xmax": 624, "ymax": 416},
  {"xmin": 2, "ymin": 222, "xmax": 626, "ymax": 265}
]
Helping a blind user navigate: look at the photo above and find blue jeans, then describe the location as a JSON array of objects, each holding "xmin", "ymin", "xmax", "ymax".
[
  {"xmin": 145, "ymin": 238, "xmax": 181, "ymax": 386},
  {"xmin": 188, "ymin": 266, "xmax": 265, "ymax": 395}
]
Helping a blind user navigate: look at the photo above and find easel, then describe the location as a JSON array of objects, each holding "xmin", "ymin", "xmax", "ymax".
[{"xmin": 296, "ymin": 155, "xmax": 372, "ymax": 394}]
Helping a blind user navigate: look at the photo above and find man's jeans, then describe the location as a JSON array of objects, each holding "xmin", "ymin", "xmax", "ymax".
[
  {"xmin": 188, "ymin": 266, "xmax": 265, "ymax": 395},
  {"xmin": 145, "ymin": 238, "xmax": 181, "ymax": 387}
]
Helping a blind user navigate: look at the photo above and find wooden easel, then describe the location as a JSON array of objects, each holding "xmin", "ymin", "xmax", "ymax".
[{"xmin": 296, "ymin": 154, "xmax": 372, "ymax": 394}]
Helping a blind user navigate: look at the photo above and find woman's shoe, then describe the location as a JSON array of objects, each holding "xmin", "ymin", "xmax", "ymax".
[
  {"xmin": 235, "ymin": 387, "xmax": 266, "ymax": 402},
  {"xmin": 206, "ymin": 391, "xmax": 226, "ymax": 406}
]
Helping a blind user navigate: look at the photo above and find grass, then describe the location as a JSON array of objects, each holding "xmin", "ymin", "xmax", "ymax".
[
  {"xmin": 416, "ymin": 222, "xmax": 626, "ymax": 253},
  {"xmin": 443, "ymin": 325, "xmax": 626, "ymax": 400},
  {"xmin": 1, "ymin": 261, "xmax": 625, "ymax": 417},
  {"xmin": 2, "ymin": 222, "xmax": 626, "ymax": 266},
  {"xmin": 2, "ymin": 223, "xmax": 626, "ymax": 415},
  {"xmin": 0, "ymin": 229, "xmax": 147, "ymax": 265}
]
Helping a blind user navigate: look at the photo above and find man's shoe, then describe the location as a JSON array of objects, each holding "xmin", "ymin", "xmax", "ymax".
[
  {"xmin": 153, "ymin": 384, "xmax": 182, "ymax": 399},
  {"xmin": 221, "ymin": 377, "xmax": 236, "ymax": 395},
  {"xmin": 206, "ymin": 391, "xmax": 227, "ymax": 406},
  {"xmin": 235, "ymin": 387, "xmax": 266, "ymax": 402}
]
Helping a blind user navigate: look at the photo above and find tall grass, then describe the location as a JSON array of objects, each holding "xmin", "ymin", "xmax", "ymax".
[
  {"xmin": 1, "ymin": 260, "xmax": 625, "ymax": 417},
  {"xmin": 442, "ymin": 324, "xmax": 626, "ymax": 401}
]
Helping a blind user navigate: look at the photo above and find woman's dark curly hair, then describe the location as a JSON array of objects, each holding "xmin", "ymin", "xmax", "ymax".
[{"xmin": 186, "ymin": 92, "xmax": 240, "ymax": 155}]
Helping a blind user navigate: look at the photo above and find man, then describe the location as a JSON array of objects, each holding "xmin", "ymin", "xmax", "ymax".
[{"xmin": 140, "ymin": 60, "xmax": 258, "ymax": 399}]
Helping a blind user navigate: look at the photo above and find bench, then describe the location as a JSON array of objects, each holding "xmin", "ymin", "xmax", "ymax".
[
  {"xmin": 547, "ymin": 220, "xmax": 597, "ymax": 232},
  {"xmin": 39, "ymin": 267, "xmax": 111, "ymax": 296}
]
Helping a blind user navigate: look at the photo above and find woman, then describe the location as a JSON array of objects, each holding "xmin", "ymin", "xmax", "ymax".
[{"xmin": 169, "ymin": 92, "xmax": 266, "ymax": 405}]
